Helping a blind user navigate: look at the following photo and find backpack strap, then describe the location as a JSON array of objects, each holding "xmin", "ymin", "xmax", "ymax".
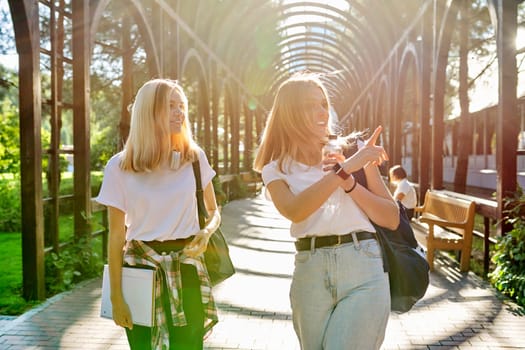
[{"xmin": 191, "ymin": 160, "xmax": 209, "ymax": 229}]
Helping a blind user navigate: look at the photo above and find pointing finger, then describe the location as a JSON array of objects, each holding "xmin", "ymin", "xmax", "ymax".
[{"xmin": 366, "ymin": 126, "xmax": 382, "ymax": 146}]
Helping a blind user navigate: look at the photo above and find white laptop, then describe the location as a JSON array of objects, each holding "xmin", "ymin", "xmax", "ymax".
[{"xmin": 100, "ymin": 264, "xmax": 156, "ymax": 327}]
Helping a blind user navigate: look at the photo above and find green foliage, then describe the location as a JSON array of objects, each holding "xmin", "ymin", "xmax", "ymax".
[
  {"xmin": 0, "ymin": 175, "xmax": 21, "ymax": 232},
  {"xmin": 45, "ymin": 237, "xmax": 104, "ymax": 295},
  {"xmin": 41, "ymin": 172, "xmax": 104, "ymax": 217},
  {"xmin": 0, "ymin": 99, "xmax": 20, "ymax": 174},
  {"xmin": 45, "ymin": 250, "xmax": 79, "ymax": 294},
  {"xmin": 91, "ymin": 125, "xmax": 118, "ymax": 171},
  {"xmin": 0, "ymin": 201, "xmax": 106, "ymax": 315},
  {"xmin": 89, "ymin": 75, "xmax": 122, "ymax": 171},
  {"xmin": 0, "ymin": 232, "xmax": 34, "ymax": 315},
  {"xmin": 489, "ymin": 187, "xmax": 525, "ymax": 307},
  {"xmin": 0, "ymin": 64, "xmax": 17, "ymax": 103}
]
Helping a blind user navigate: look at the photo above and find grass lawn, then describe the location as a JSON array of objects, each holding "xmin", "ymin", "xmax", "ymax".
[
  {"xmin": 0, "ymin": 172, "xmax": 105, "ymax": 315},
  {"xmin": 0, "ymin": 230, "xmax": 106, "ymax": 315},
  {"xmin": 0, "ymin": 209, "xmax": 107, "ymax": 316},
  {"xmin": 0, "ymin": 232, "xmax": 40, "ymax": 315}
]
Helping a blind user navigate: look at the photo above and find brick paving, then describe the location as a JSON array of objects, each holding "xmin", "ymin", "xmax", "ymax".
[{"xmin": 0, "ymin": 194, "xmax": 524, "ymax": 349}]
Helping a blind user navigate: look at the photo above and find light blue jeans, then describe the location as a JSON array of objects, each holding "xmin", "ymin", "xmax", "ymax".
[{"xmin": 290, "ymin": 236, "xmax": 390, "ymax": 350}]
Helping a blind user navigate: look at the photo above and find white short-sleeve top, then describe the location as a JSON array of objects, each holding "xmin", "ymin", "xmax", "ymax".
[
  {"xmin": 394, "ymin": 178, "xmax": 417, "ymax": 209},
  {"xmin": 95, "ymin": 147, "xmax": 216, "ymax": 241},
  {"xmin": 261, "ymin": 159, "xmax": 376, "ymax": 239}
]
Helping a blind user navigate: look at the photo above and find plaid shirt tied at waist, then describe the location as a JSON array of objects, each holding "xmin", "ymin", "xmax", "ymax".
[{"xmin": 123, "ymin": 240, "xmax": 218, "ymax": 350}]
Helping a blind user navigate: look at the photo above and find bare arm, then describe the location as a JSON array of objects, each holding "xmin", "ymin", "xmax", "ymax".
[
  {"xmin": 107, "ymin": 206, "xmax": 133, "ymax": 329},
  {"xmin": 268, "ymin": 126, "xmax": 397, "ymax": 226},
  {"xmin": 184, "ymin": 181, "xmax": 221, "ymax": 257},
  {"xmin": 394, "ymin": 192, "xmax": 406, "ymax": 202},
  {"xmin": 266, "ymin": 171, "xmax": 345, "ymax": 223},
  {"xmin": 363, "ymin": 165, "xmax": 392, "ymax": 200},
  {"xmin": 268, "ymin": 140, "xmax": 388, "ymax": 223},
  {"xmin": 203, "ymin": 180, "xmax": 221, "ymax": 234},
  {"xmin": 340, "ymin": 126, "xmax": 399, "ymax": 229},
  {"xmin": 344, "ymin": 167, "xmax": 399, "ymax": 230}
]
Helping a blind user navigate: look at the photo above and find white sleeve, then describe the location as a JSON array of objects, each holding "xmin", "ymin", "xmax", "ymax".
[
  {"xmin": 95, "ymin": 154, "xmax": 126, "ymax": 212},
  {"xmin": 261, "ymin": 161, "xmax": 286, "ymax": 187},
  {"xmin": 396, "ymin": 180, "xmax": 410, "ymax": 195},
  {"xmin": 261, "ymin": 161, "xmax": 286, "ymax": 201},
  {"xmin": 198, "ymin": 148, "xmax": 216, "ymax": 187}
]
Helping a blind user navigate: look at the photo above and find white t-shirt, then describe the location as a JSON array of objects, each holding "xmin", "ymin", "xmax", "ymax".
[
  {"xmin": 95, "ymin": 148, "xmax": 215, "ymax": 241},
  {"xmin": 393, "ymin": 178, "xmax": 417, "ymax": 209},
  {"xmin": 261, "ymin": 159, "xmax": 376, "ymax": 239}
]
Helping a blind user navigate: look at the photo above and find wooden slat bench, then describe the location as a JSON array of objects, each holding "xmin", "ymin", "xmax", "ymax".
[{"xmin": 414, "ymin": 190, "xmax": 476, "ymax": 272}]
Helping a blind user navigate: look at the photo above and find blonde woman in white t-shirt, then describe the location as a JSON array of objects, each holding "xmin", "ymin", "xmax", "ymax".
[
  {"xmin": 96, "ymin": 79, "xmax": 221, "ymax": 350},
  {"xmin": 253, "ymin": 72, "xmax": 399, "ymax": 350}
]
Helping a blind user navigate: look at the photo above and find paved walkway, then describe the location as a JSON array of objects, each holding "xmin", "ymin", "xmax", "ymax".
[{"xmin": 1, "ymin": 194, "xmax": 525, "ymax": 349}]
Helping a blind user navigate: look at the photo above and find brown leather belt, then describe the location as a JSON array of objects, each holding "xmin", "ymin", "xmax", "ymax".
[
  {"xmin": 144, "ymin": 236, "xmax": 194, "ymax": 254},
  {"xmin": 295, "ymin": 231, "xmax": 375, "ymax": 251}
]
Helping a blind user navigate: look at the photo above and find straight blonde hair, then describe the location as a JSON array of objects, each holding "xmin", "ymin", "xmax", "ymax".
[
  {"xmin": 120, "ymin": 79, "xmax": 198, "ymax": 172},
  {"xmin": 253, "ymin": 73, "xmax": 333, "ymax": 173}
]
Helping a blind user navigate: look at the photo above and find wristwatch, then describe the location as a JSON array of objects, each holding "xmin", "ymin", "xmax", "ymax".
[{"xmin": 332, "ymin": 163, "xmax": 350, "ymax": 180}]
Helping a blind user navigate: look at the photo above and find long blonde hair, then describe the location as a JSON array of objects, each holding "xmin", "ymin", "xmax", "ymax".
[
  {"xmin": 120, "ymin": 79, "xmax": 198, "ymax": 172},
  {"xmin": 253, "ymin": 73, "xmax": 332, "ymax": 173}
]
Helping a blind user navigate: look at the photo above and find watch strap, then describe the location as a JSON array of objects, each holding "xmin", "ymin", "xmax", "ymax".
[{"xmin": 332, "ymin": 163, "xmax": 350, "ymax": 180}]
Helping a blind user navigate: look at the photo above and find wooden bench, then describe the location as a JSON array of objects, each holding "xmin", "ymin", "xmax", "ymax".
[
  {"xmin": 436, "ymin": 190, "xmax": 498, "ymax": 276},
  {"xmin": 414, "ymin": 190, "xmax": 476, "ymax": 272}
]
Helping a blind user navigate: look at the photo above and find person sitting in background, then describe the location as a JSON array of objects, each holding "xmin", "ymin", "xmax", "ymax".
[{"xmin": 389, "ymin": 165, "xmax": 417, "ymax": 219}]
